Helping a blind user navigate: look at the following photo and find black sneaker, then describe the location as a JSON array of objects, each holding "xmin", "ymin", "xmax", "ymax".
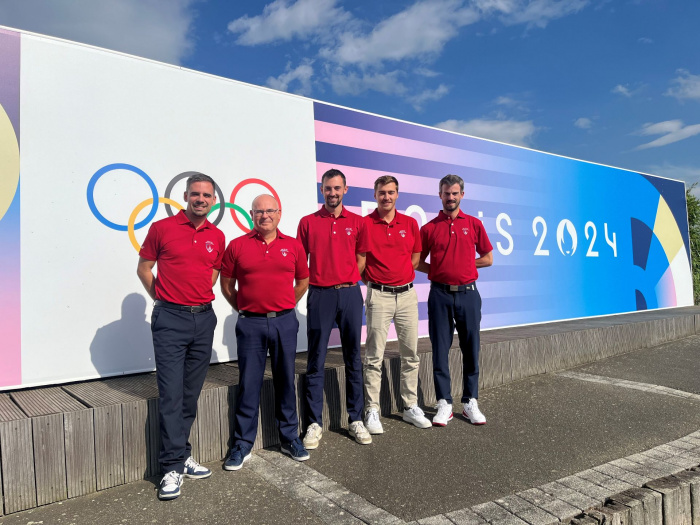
[{"xmin": 280, "ymin": 437, "xmax": 310, "ymax": 461}]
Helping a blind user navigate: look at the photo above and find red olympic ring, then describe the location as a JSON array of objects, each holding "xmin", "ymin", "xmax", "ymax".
[{"xmin": 229, "ymin": 178, "xmax": 282, "ymax": 233}]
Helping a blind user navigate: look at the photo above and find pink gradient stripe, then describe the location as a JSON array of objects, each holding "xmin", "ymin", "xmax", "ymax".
[
  {"xmin": 316, "ymin": 162, "xmax": 535, "ymax": 204},
  {"xmin": 655, "ymin": 266, "xmax": 677, "ymax": 308},
  {"xmin": 315, "ymin": 120, "xmax": 526, "ymax": 175},
  {"xmin": 0, "ymin": 278, "xmax": 21, "ymax": 387},
  {"xmin": 315, "ymin": 202, "xmax": 438, "ymax": 223}
]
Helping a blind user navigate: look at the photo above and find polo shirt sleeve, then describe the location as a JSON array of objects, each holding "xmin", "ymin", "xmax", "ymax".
[
  {"xmin": 220, "ymin": 241, "xmax": 236, "ymax": 279},
  {"xmin": 294, "ymin": 240, "xmax": 310, "ymax": 280},
  {"xmin": 139, "ymin": 222, "xmax": 159, "ymax": 261},
  {"xmin": 419, "ymin": 223, "xmax": 431, "ymax": 259},
  {"xmin": 356, "ymin": 219, "xmax": 371, "ymax": 254},
  {"xmin": 411, "ymin": 218, "xmax": 422, "ymax": 253},
  {"xmin": 214, "ymin": 230, "xmax": 226, "ymax": 270},
  {"xmin": 475, "ymin": 220, "xmax": 494, "ymax": 256},
  {"xmin": 296, "ymin": 217, "xmax": 309, "ymax": 254}
]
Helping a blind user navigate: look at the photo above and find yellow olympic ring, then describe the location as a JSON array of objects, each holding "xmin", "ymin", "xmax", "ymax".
[{"xmin": 129, "ymin": 197, "xmax": 184, "ymax": 253}]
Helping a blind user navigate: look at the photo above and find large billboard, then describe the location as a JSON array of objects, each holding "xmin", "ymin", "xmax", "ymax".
[{"xmin": 0, "ymin": 27, "xmax": 692, "ymax": 390}]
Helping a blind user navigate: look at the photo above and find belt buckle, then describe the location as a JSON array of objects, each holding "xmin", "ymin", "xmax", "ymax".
[
  {"xmin": 189, "ymin": 306, "xmax": 196, "ymax": 313},
  {"xmin": 334, "ymin": 284, "xmax": 342, "ymax": 289},
  {"xmin": 266, "ymin": 312, "xmax": 277, "ymax": 318},
  {"xmin": 449, "ymin": 285, "xmax": 459, "ymax": 292}
]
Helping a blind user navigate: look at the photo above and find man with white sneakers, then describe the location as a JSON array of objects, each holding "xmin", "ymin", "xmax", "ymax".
[
  {"xmin": 362, "ymin": 175, "xmax": 432, "ymax": 433},
  {"xmin": 418, "ymin": 174, "xmax": 493, "ymax": 427}
]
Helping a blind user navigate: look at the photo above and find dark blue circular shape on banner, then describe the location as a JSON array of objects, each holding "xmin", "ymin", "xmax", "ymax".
[{"xmin": 87, "ymin": 163, "xmax": 159, "ymax": 231}]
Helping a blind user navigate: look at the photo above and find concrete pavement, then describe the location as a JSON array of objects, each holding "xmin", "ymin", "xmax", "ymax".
[{"xmin": 1, "ymin": 334, "xmax": 699, "ymax": 524}]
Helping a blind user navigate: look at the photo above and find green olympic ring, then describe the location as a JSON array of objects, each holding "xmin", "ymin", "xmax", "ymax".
[{"xmin": 208, "ymin": 202, "xmax": 253, "ymax": 230}]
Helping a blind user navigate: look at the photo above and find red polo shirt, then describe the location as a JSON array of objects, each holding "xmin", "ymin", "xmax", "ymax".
[
  {"xmin": 297, "ymin": 207, "xmax": 370, "ymax": 286},
  {"xmin": 363, "ymin": 209, "xmax": 421, "ymax": 286},
  {"xmin": 220, "ymin": 230, "xmax": 309, "ymax": 313},
  {"xmin": 140, "ymin": 210, "xmax": 225, "ymax": 305},
  {"xmin": 420, "ymin": 210, "xmax": 493, "ymax": 285}
]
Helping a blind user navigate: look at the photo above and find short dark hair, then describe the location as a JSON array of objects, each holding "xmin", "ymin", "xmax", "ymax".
[
  {"xmin": 321, "ymin": 168, "xmax": 346, "ymax": 185},
  {"xmin": 439, "ymin": 174, "xmax": 464, "ymax": 192},
  {"xmin": 186, "ymin": 172, "xmax": 216, "ymax": 193},
  {"xmin": 374, "ymin": 175, "xmax": 399, "ymax": 191}
]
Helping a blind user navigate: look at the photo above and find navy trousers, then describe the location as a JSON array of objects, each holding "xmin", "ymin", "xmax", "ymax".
[
  {"xmin": 427, "ymin": 284, "xmax": 482, "ymax": 403},
  {"xmin": 233, "ymin": 312, "xmax": 300, "ymax": 448},
  {"xmin": 151, "ymin": 306, "xmax": 216, "ymax": 475},
  {"xmin": 305, "ymin": 285, "xmax": 364, "ymax": 425}
]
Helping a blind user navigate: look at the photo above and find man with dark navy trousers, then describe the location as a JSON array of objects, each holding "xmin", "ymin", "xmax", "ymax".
[
  {"xmin": 137, "ymin": 173, "xmax": 225, "ymax": 500},
  {"xmin": 418, "ymin": 174, "xmax": 493, "ymax": 427},
  {"xmin": 297, "ymin": 168, "xmax": 372, "ymax": 448},
  {"xmin": 220, "ymin": 194, "xmax": 310, "ymax": 470}
]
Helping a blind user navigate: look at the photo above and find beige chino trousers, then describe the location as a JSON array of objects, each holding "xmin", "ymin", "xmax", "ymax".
[{"xmin": 363, "ymin": 285, "xmax": 419, "ymax": 411}]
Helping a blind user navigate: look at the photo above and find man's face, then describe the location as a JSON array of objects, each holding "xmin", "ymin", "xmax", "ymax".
[
  {"xmin": 251, "ymin": 195, "xmax": 281, "ymax": 236},
  {"xmin": 184, "ymin": 181, "xmax": 216, "ymax": 218},
  {"xmin": 439, "ymin": 183, "xmax": 463, "ymax": 212},
  {"xmin": 321, "ymin": 175, "xmax": 348, "ymax": 209},
  {"xmin": 374, "ymin": 182, "xmax": 398, "ymax": 213}
]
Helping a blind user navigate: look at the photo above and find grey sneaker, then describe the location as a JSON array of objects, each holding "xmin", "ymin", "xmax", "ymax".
[
  {"xmin": 348, "ymin": 421, "xmax": 372, "ymax": 445},
  {"xmin": 402, "ymin": 405, "xmax": 431, "ymax": 429},
  {"xmin": 364, "ymin": 408, "xmax": 384, "ymax": 434},
  {"xmin": 303, "ymin": 423, "xmax": 323, "ymax": 450}
]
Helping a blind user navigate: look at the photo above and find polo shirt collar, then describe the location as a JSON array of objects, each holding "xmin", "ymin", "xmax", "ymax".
[
  {"xmin": 369, "ymin": 208, "xmax": 402, "ymax": 225},
  {"xmin": 176, "ymin": 209, "xmax": 213, "ymax": 229},
  {"xmin": 318, "ymin": 206, "xmax": 347, "ymax": 219},
  {"xmin": 437, "ymin": 209, "xmax": 467, "ymax": 222}
]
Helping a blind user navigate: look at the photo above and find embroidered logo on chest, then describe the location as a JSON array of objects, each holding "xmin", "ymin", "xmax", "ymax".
[
  {"xmin": 462, "ymin": 227, "xmax": 469, "ymax": 236},
  {"xmin": 205, "ymin": 240, "xmax": 214, "ymax": 253},
  {"xmin": 399, "ymin": 229, "xmax": 407, "ymax": 238},
  {"xmin": 345, "ymin": 227, "xmax": 353, "ymax": 236},
  {"xmin": 280, "ymin": 248, "xmax": 289, "ymax": 257}
]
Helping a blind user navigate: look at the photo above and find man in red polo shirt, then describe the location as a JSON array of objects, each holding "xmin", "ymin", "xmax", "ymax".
[
  {"xmin": 220, "ymin": 194, "xmax": 310, "ymax": 469},
  {"xmin": 297, "ymin": 168, "xmax": 372, "ymax": 448},
  {"xmin": 137, "ymin": 173, "xmax": 225, "ymax": 500},
  {"xmin": 418, "ymin": 174, "xmax": 493, "ymax": 427},
  {"xmin": 362, "ymin": 175, "xmax": 432, "ymax": 433}
]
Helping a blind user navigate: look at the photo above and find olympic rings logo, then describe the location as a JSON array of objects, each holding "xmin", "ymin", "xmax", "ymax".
[{"xmin": 86, "ymin": 163, "xmax": 281, "ymax": 252}]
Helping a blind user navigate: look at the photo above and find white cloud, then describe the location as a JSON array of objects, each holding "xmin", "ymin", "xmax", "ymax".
[
  {"xmin": 638, "ymin": 37, "xmax": 653, "ymax": 44},
  {"xmin": 414, "ymin": 67, "xmax": 441, "ymax": 78},
  {"xmin": 228, "ymin": 0, "xmax": 351, "ymax": 45},
  {"xmin": 647, "ymin": 163, "xmax": 700, "ymax": 195},
  {"xmin": 494, "ymin": 96, "xmax": 518, "ymax": 106},
  {"xmin": 407, "ymin": 84, "xmax": 451, "ymax": 110},
  {"xmin": 665, "ymin": 69, "xmax": 700, "ymax": 102},
  {"xmin": 612, "ymin": 84, "xmax": 632, "ymax": 97},
  {"xmin": 574, "ymin": 117, "xmax": 593, "ymax": 129},
  {"xmin": 320, "ymin": 0, "xmax": 480, "ymax": 65},
  {"xmin": 327, "ymin": 68, "xmax": 408, "ymax": 97},
  {"xmin": 435, "ymin": 117, "xmax": 538, "ymax": 147},
  {"xmin": 0, "ymin": 0, "xmax": 196, "ymax": 64},
  {"xmin": 635, "ymin": 120, "xmax": 700, "ymax": 150},
  {"xmin": 265, "ymin": 62, "xmax": 314, "ymax": 95},
  {"xmin": 495, "ymin": 0, "xmax": 589, "ymax": 29}
]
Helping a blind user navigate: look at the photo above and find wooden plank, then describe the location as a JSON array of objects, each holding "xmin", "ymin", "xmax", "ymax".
[
  {"xmin": 121, "ymin": 400, "xmax": 149, "ymax": 483},
  {"xmin": 256, "ymin": 378, "xmax": 277, "ymax": 450},
  {"xmin": 418, "ymin": 351, "xmax": 435, "ymax": 407},
  {"xmin": 500, "ymin": 340, "xmax": 513, "ymax": 385},
  {"xmin": 219, "ymin": 385, "xmax": 237, "ymax": 459},
  {"xmin": 449, "ymin": 347, "xmax": 464, "ymax": 401},
  {"xmin": 196, "ymin": 387, "xmax": 222, "ymax": 464},
  {"xmin": 64, "ymin": 409, "xmax": 97, "ymax": 498},
  {"xmin": 0, "ymin": 419, "xmax": 36, "ymax": 513},
  {"xmin": 332, "ymin": 366, "xmax": 349, "ymax": 428},
  {"xmin": 94, "ymin": 405, "xmax": 124, "ymax": 490},
  {"xmin": 145, "ymin": 398, "xmax": 161, "ymax": 478},
  {"xmin": 12, "ymin": 387, "xmax": 86, "ymax": 416},
  {"xmin": 0, "ymin": 393, "xmax": 26, "ymax": 421},
  {"xmin": 32, "ymin": 413, "xmax": 68, "ymax": 506},
  {"xmin": 481, "ymin": 342, "xmax": 504, "ymax": 389}
]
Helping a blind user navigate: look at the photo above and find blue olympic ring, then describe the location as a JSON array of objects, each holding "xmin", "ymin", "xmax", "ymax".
[{"xmin": 87, "ymin": 163, "xmax": 159, "ymax": 231}]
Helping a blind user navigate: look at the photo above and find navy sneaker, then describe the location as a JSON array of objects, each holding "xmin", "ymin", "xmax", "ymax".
[
  {"xmin": 158, "ymin": 470, "xmax": 183, "ymax": 500},
  {"xmin": 280, "ymin": 437, "xmax": 310, "ymax": 461},
  {"xmin": 224, "ymin": 443, "xmax": 252, "ymax": 471},
  {"xmin": 184, "ymin": 456, "xmax": 212, "ymax": 479}
]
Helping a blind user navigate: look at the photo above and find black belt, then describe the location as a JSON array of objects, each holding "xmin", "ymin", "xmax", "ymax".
[
  {"xmin": 368, "ymin": 282, "xmax": 413, "ymax": 294},
  {"xmin": 431, "ymin": 281, "xmax": 476, "ymax": 292},
  {"xmin": 239, "ymin": 309, "xmax": 294, "ymax": 318},
  {"xmin": 154, "ymin": 300, "xmax": 212, "ymax": 313},
  {"xmin": 309, "ymin": 283, "xmax": 358, "ymax": 290}
]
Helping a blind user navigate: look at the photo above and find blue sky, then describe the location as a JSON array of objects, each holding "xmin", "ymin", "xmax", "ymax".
[{"xmin": 2, "ymin": 0, "xmax": 700, "ymax": 191}]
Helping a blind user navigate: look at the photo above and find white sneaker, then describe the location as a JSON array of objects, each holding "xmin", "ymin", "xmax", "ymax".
[
  {"xmin": 158, "ymin": 470, "xmax": 183, "ymax": 500},
  {"xmin": 364, "ymin": 408, "xmax": 384, "ymax": 434},
  {"xmin": 303, "ymin": 423, "xmax": 323, "ymax": 450},
  {"xmin": 402, "ymin": 405, "xmax": 431, "ymax": 429},
  {"xmin": 348, "ymin": 421, "xmax": 372, "ymax": 445},
  {"xmin": 432, "ymin": 399, "xmax": 453, "ymax": 427},
  {"xmin": 463, "ymin": 398, "xmax": 486, "ymax": 425}
]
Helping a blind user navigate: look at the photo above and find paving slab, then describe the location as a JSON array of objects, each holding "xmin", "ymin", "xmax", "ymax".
[{"xmin": 302, "ymin": 372, "xmax": 700, "ymax": 522}]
